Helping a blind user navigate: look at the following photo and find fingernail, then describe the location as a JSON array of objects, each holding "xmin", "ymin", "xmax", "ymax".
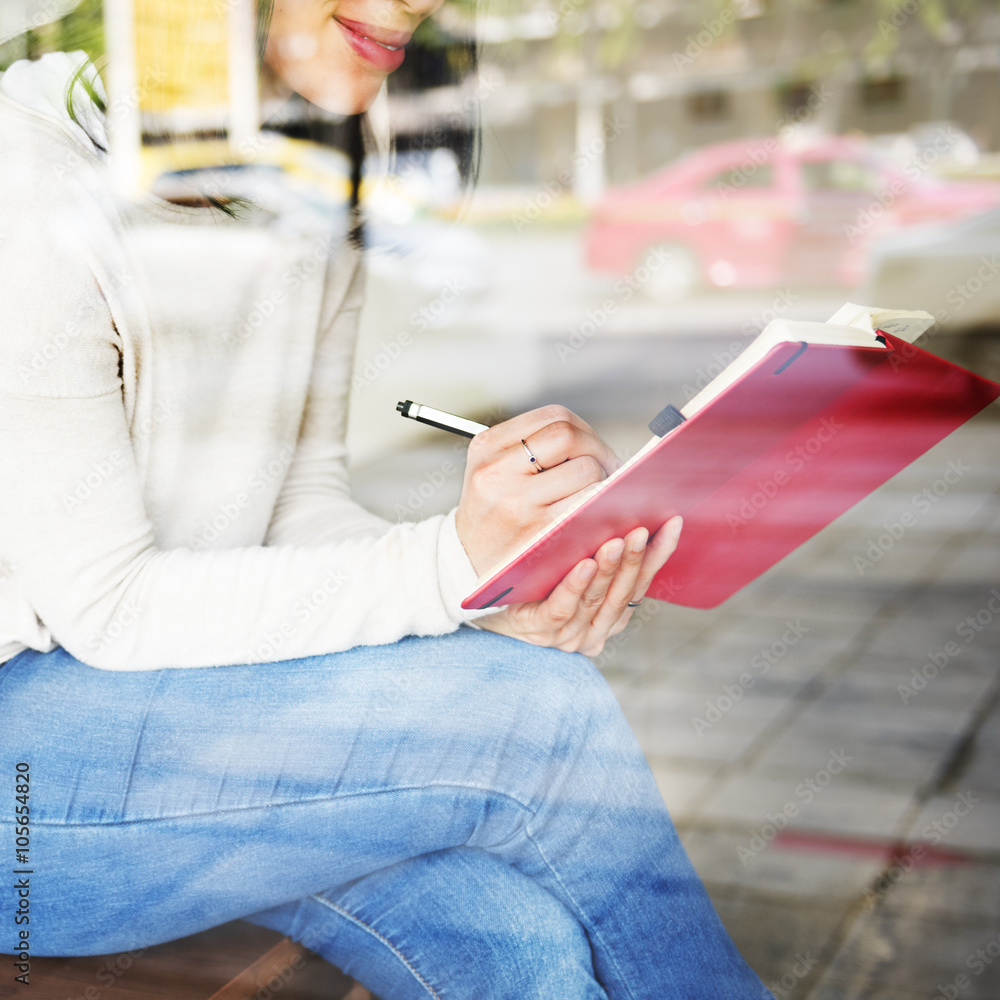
[
  {"xmin": 668, "ymin": 516, "xmax": 683, "ymax": 541},
  {"xmin": 606, "ymin": 539, "xmax": 625, "ymax": 562},
  {"xmin": 630, "ymin": 527, "xmax": 649, "ymax": 553},
  {"xmin": 578, "ymin": 560, "xmax": 597, "ymax": 581}
]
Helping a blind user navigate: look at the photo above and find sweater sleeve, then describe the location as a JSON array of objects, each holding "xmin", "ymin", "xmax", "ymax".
[
  {"xmin": 264, "ymin": 248, "xmax": 395, "ymax": 546},
  {"xmin": 0, "ymin": 180, "xmax": 487, "ymax": 673},
  {"xmin": 261, "ymin": 244, "xmax": 492, "ymax": 627}
]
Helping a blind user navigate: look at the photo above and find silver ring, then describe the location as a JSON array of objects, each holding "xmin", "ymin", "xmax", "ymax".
[
  {"xmin": 627, "ymin": 600, "xmax": 643, "ymax": 608},
  {"xmin": 521, "ymin": 439, "xmax": 545, "ymax": 472}
]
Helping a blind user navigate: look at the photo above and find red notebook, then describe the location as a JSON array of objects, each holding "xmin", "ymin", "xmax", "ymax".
[{"xmin": 462, "ymin": 315, "xmax": 1000, "ymax": 611}]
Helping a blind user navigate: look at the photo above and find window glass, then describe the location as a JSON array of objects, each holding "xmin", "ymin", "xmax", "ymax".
[
  {"xmin": 704, "ymin": 164, "xmax": 775, "ymax": 190},
  {"xmin": 800, "ymin": 159, "xmax": 882, "ymax": 192}
]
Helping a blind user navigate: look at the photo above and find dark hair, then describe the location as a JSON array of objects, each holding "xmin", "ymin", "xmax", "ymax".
[{"xmin": 1, "ymin": 0, "xmax": 480, "ymax": 218}]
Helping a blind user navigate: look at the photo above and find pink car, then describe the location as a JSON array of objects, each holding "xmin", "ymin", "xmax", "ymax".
[{"xmin": 585, "ymin": 136, "xmax": 1000, "ymax": 296}]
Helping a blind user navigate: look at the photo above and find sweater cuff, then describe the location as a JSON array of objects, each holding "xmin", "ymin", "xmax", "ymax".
[{"xmin": 436, "ymin": 508, "xmax": 500, "ymax": 625}]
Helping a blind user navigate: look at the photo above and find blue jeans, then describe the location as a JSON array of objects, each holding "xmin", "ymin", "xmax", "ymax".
[{"xmin": 1, "ymin": 628, "xmax": 772, "ymax": 999}]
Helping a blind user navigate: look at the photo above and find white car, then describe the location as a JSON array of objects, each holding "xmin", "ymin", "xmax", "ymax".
[{"xmin": 864, "ymin": 207, "xmax": 1000, "ymax": 331}]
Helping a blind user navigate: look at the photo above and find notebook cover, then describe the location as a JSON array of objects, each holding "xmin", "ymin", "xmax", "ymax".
[{"xmin": 462, "ymin": 334, "xmax": 1000, "ymax": 611}]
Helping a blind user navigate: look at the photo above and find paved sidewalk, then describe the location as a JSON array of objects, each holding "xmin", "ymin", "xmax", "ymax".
[{"xmin": 351, "ymin": 330, "xmax": 1000, "ymax": 1000}]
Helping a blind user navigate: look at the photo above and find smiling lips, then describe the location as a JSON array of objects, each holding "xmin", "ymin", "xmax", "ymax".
[{"xmin": 335, "ymin": 17, "xmax": 411, "ymax": 72}]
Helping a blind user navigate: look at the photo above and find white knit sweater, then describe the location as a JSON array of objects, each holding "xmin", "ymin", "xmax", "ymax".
[{"xmin": 0, "ymin": 53, "xmax": 488, "ymax": 670}]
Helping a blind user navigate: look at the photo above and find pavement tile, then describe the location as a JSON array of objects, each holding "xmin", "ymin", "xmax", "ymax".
[
  {"xmin": 932, "ymin": 542, "xmax": 1000, "ymax": 584},
  {"xmin": 904, "ymin": 792, "xmax": 1000, "ymax": 854},
  {"xmin": 610, "ymin": 681, "xmax": 719, "ymax": 720},
  {"xmin": 827, "ymin": 542, "xmax": 947, "ymax": 586},
  {"xmin": 959, "ymin": 751, "xmax": 1000, "ymax": 798},
  {"xmin": 658, "ymin": 670, "xmax": 807, "ymax": 700},
  {"xmin": 680, "ymin": 824, "xmax": 885, "ymax": 903},
  {"xmin": 879, "ymin": 861, "xmax": 1000, "ymax": 921},
  {"xmin": 647, "ymin": 759, "xmax": 717, "ymax": 821},
  {"xmin": 756, "ymin": 722, "xmax": 956, "ymax": 789},
  {"xmin": 969, "ymin": 709, "xmax": 1000, "ymax": 764},
  {"xmin": 793, "ymin": 697, "xmax": 977, "ymax": 740},
  {"xmin": 704, "ymin": 611, "xmax": 863, "ymax": 645},
  {"xmin": 865, "ymin": 612, "xmax": 1000, "ymax": 663},
  {"xmin": 811, "ymin": 910, "xmax": 1000, "ymax": 1000},
  {"xmin": 809, "ymin": 983, "xmax": 943, "ymax": 1000},
  {"xmin": 633, "ymin": 711, "xmax": 771, "ymax": 763},
  {"xmin": 614, "ymin": 678, "xmax": 793, "ymax": 731},
  {"xmin": 697, "ymin": 767, "xmax": 915, "ymax": 841},
  {"xmin": 827, "ymin": 654, "xmax": 998, "ymax": 704},
  {"xmin": 751, "ymin": 580, "xmax": 898, "ymax": 619},
  {"xmin": 669, "ymin": 639, "xmax": 843, "ymax": 685},
  {"xmin": 860, "ymin": 612, "xmax": 990, "ymax": 653},
  {"xmin": 705, "ymin": 891, "xmax": 845, "ymax": 994}
]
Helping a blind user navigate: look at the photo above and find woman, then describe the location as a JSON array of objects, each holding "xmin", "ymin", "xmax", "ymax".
[{"xmin": 0, "ymin": 1, "xmax": 773, "ymax": 996}]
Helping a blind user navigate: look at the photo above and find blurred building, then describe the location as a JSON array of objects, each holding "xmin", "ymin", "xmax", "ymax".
[{"xmin": 463, "ymin": 0, "xmax": 1000, "ymax": 192}]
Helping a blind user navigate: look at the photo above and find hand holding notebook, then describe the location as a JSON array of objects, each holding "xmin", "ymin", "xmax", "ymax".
[{"xmin": 456, "ymin": 304, "xmax": 1000, "ymax": 610}]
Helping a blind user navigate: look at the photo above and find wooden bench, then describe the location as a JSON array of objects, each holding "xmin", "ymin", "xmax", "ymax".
[{"xmin": 3, "ymin": 920, "xmax": 372, "ymax": 1000}]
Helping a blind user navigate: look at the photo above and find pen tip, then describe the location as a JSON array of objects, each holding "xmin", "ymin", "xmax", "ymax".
[{"xmin": 396, "ymin": 400, "xmax": 410, "ymax": 415}]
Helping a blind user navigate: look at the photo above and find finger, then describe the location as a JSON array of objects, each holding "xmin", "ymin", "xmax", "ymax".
[
  {"xmin": 484, "ymin": 406, "xmax": 620, "ymax": 476},
  {"xmin": 571, "ymin": 535, "xmax": 626, "ymax": 621},
  {"xmin": 519, "ymin": 455, "xmax": 608, "ymax": 506},
  {"xmin": 535, "ymin": 556, "xmax": 599, "ymax": 630},
  {"xmin": 581, "ymin": 520, "xmax": 680, "ymax": 655},
  {"xmin": 586, "ymin": 525, "xmax": 649, "ymax": 635},
  {"xmin": 486, "ymin": 404, "xmax": 595, "ymax": 447},
  {"xmin": 633, "ymin": 516, "xmax": 684, "ymax": 599},
  {"xmin": 525, "ymin": 537, "xmax": 624, "ymax": 648},
  {"xmin": 523, "ymin": 420, "xmax": 620, "ymax": 476}
]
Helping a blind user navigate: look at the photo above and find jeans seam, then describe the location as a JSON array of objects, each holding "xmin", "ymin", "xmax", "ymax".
[
  {"xmin": 20, "ymin": 780, "xmax": 537, "ymax": 828},
  {"xmin": 525, "ymin": 827, "xmax": 638, "ymax": 1000},
  {"xmin": 310, "ymin": 894, "xmax": 442, "ymax": 1000},
  {"xmin": 117, "ymin": 672, "xmax": 163, "ymax": 821}
]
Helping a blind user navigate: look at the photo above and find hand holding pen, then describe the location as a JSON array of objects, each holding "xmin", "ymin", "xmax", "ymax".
[{"xmin": 397, "ymin": 400, "xmax": 683, "ymax": 657}]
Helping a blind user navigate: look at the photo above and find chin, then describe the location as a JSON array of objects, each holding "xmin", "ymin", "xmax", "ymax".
[{"xmin": 288, "ymin": 69, "xmax": 383, "ymax": 117}]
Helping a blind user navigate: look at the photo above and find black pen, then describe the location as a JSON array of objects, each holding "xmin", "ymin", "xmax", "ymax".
[{"xmin": 396, "ymin": 400, "xmax": 490, "ymax": 438}]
